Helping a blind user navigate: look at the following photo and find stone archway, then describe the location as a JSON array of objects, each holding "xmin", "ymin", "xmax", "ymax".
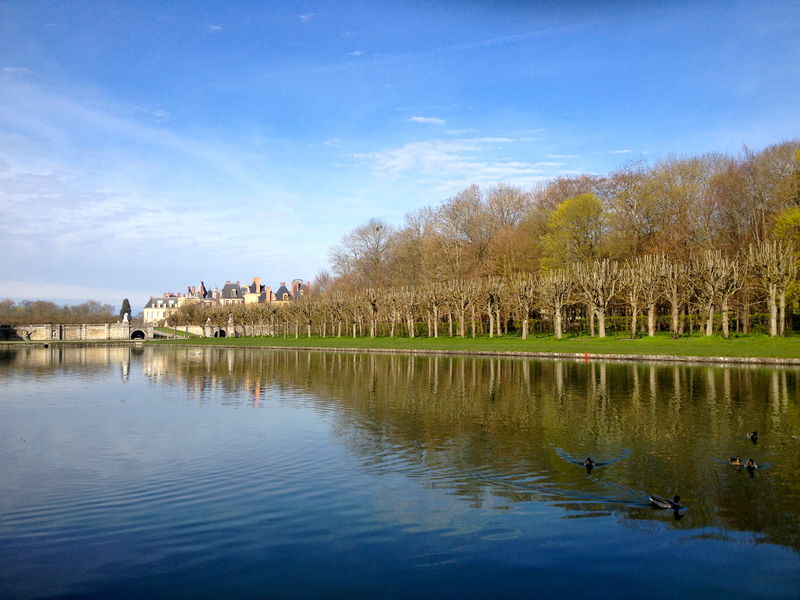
[
  {"xmin": 213, "ymin": 329, "xmax": 226, "ymax": 338},
  {"xmin": 130, "ymin": 329, "xmax": 146, "ymax": 339}
]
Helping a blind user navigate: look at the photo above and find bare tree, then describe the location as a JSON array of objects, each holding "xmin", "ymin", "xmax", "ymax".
[
  {"xmin": 538, "ymin": 269, "xmax": 573, "ymax": 339},
  {"xmin": 748, "ymin": 240, "xmax": 797, "ymax": 336},
  {"xmin": 690, "ymin": 250, "xmax": 729, "ymax": 336},
  {"xmin": 622, "ymin": 259, "xmax": 646, "ymax": 338},
  {"xmin": 573, "ymin": 259, "xmax": 622, "ymax": 337},
  {"xmin": 329, "ymin": 218, "xmax": 396, "ymax": 287},
  {"xmin": 509, "ymin": 273, "xmax": 538, "ymax": 339}
]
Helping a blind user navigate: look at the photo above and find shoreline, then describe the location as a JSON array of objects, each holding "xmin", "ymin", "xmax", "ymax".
[
  {"xmin": 150, "ymin": 340, "xmax": 800, "ymax": 366},
  {"xmin": 2, "ymin": 338, "xmax": 799, "ymax": 366}
]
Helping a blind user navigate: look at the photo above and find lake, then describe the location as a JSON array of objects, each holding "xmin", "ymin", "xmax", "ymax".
[{"xmin": 1, "ymin": 345, "xmax": 799, "ymax": 599}]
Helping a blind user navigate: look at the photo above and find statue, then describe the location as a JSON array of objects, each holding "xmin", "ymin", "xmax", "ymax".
[{"xmin": 123, "ymin": 312, "xmax": 129, "ymax": 323}]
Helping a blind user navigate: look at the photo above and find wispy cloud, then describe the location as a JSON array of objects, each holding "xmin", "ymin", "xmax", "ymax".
[
  {"xmin": 207, "ymin": 25, "xmax": 222, "ymax": 33},
  {"xmin": 611, "ymin": 149, "xmax": 632, "ymax": 154},
  {"xmin": 298, "ymin": 13, "xmax": 316, "ymax": 22},
  {"xmin": 0, "ymin": 279, "xmax": 153, "ymax": 306},
  {"xmin": 347, "ymin": 50, "xmax": 363, "ymax": 57},
  {"xmin": 354, "ymin": 137, "xmax": 566, "ymax": 191},
  {"xmin": 408, "ymin": 116, "xmax": 445, "ymax": 125}
]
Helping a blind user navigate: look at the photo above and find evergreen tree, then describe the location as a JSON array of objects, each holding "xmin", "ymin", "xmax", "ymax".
[{"xmin": 120, "ymin": 298, "xmax": 131, "ymax": 320}]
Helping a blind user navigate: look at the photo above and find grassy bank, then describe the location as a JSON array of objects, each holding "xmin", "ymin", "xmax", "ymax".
[{"xmin": 152, "ymin": 333, "xmax": 800, "ymax": 360}]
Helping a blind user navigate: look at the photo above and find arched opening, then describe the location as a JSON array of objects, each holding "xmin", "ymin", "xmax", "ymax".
[
  {"xmin": 130, "ymin": 330, "xmax": 146, "ymax": 340},
  {"xmin": 213, "ymin": 329, "xmax": 227, "ymax": 338}
]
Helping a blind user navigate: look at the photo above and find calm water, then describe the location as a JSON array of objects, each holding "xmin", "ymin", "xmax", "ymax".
[{"xmin": 1, "ymin": 345, "xmax": 799, "ymax": 599}]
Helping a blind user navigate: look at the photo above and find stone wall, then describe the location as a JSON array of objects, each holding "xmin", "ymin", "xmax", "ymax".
[{"xmin": 0, "ymin": 323, "xmax": 154, "ymax": 341}]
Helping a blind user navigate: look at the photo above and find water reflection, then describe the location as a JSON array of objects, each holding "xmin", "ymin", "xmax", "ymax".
[{"xmin": 2, "ymin": 345, "xmax": 800, "ymax": 552}]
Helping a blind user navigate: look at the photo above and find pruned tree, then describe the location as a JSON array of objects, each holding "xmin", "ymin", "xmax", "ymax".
[
  {"xmin": 622, "ymin": 259, "xmax": 646, "ymax": 338},
  {"xmin": 538, "ymin": 268, "xmax": 573, "ymax": 339},
  {"xmin": 573, "ymin": 259, "xmax": 622, "ymax": 337},
  {"xmin": 690, "ymin": 250, "xmax": 728, "ymax": 336},
  {"xmin": 748, "ymin": 240, "xmax": 797, "ymax": 336},
  {"xmin": 510, "ymin": 273, "xmax": 538, "ymax": 339}
]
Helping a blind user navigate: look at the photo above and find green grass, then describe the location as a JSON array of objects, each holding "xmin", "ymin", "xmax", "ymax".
[
  {"xmin": 152, "ymin": 332, "xmax": 800, "ymax": 359},
  {"xmin": 154, "ymin": 326, "xmax": 201, "ymax": 338}
]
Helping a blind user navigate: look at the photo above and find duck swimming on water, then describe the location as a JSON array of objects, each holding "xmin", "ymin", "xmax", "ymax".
[
  {"xmin": 745, "ymin": 458, "xmax": 758, "ymax": 470},
  {"xmin": 729, "ymin": 456, "xmax": 743, "ymax": 466},
  {"xmin": 746, "ymin": 431, "xmax": 758, "ymax": 443},
  {"xmin": 649, "ymin": 494, "xmax": 682, "ymax": 510},
  {"xmin": 584, "ymin": 457, "xmax": 595, "ymax": 473}
]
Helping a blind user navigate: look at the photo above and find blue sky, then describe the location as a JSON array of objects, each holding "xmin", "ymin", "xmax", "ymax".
[{"xmin": 1, "ymin": 1, "xmax": 798, "ymax": 311}]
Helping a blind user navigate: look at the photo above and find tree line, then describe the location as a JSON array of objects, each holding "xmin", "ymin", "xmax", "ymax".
[
  {"xmin": 165, "ymin": 140, "xmax": 799, "ymax": 339},
  {"xmin": 0, "ymin": 299, "xmax": 118, "ymax": 325}
]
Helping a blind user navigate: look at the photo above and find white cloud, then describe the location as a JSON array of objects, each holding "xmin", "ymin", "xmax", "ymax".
[
  {"xmin": 347, "ymin": 51, "xmax": 363, "ymax": 57},
  {"xmin": 298, "ymin": 13, "xmax": 316, "ymax": 22},
  {"xmin": 207, "ymin": 25, "xmax": 222, "ymax": 32},
  {"xmin": 2, "ymin": 66, "xmax": 32, "ymax": 75},
  {"xmin": 408, "ymin": 116, "xmax": 445, "ymax": 125},
  {"xmin": 547, "ymin": 153, "xmax": 579, "ymax": 159},
  {"xmin": 354, "ymin": 137, "xmax": 567, "ymax": 191},
  {"xmin": 611, "ymin": 149, "xmax": 632, "ymax": 154}
]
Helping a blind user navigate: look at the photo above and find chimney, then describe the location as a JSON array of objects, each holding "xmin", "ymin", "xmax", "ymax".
[
  {"xmin": 253, "ymin": 277, "xmax": 261, "ymax": 292},
  {"xmin": 265, "ymin": 286, "xmax": 272, "ymax": 303}
]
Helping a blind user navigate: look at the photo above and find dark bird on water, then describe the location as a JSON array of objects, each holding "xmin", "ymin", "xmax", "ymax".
[
  {"xmin": 746, "ymin": 431, "xmax": 758, "ymax": 444},
  {"xmin": 584, "ymin": 457, "xmax": 595, "ymax": 473},
  {"xmin": 649, "ymin": 494, "xmax": 682, "ymax": 510},
  {"xmin": 745, "ymin": 458, "xmax": 758, "ymax": 470}
]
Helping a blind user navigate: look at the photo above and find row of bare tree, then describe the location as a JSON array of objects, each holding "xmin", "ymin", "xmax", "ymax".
[{"xmin": 169, "ymin": 241, "xmax": 795, "ymax": 339}]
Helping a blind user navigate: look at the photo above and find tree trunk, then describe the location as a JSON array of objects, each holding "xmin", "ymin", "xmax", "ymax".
[
  {"xmin": 597, "ymin": 308, "xmax": 606, "ymax": 338},
  {"xmin": 522, "ymin": 318, "xmax": 529, "ymax": 340},
  {"xmin": 554, "ymin": 308, "xmax": 563, "ymax": 339},
  {"xmin": 705, "ymin": 304, "xmax": 714, "ymax": 336},
  {"xmin": 448, "ymin": 312, "xmax": 453, "ymax": 337},
  {"xmin": 670, "ymin": 301, "xmax": 680, "ymax": 338},
  {"xmin": 488, "ymin": 302, "xmax": 495, "ymax": 338},
  {"xmin": 471, "ymin": 305, "xmax": 476, "ymax": 338},
  {"xmin": 768, "ymin": 284, "xmax": 778, "ymax": 337},
  {"xmin": 647, "ymin": 302, "xmax": 656, "ymax": 337},
  {"xmin": 630, "ymin": 304, "xmax": 639, "ymax": 339},
  {"xmin": 495, "ymin": 308, "xmax": 502, "ymax": 337},
  {"xmin": 588, "ymin": 306, "xmax": 596, "ymax": 337},
  {"xmin": 741, "ymin": 288, "xmax": 750, "ymax": 334},
  {"xmin": 779, "ymin": 286, "xmax": 787, "ymax": 337},
  {"xmin": 433, "ymin": 305, "xmax": 439, "ymax": 337},
  {"xmin": 721, "ymin": 298, "xmax": 730, "ymax": 339}
]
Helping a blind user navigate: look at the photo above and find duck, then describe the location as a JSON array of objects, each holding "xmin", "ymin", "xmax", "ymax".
[
  {"xmin": 745, "ymin": 458, "xmax": 758, "ymax": 470},
  {"xmin": 584, "ymin": 457, "xmax": 595, "ymax": 468},
  {"xmin": 649, "ymin": 494, "xmax": 682, "ymax": 510},
  {"xmin": 729, "ymin": 456, "xmax": 743, "ymax": 466},
  {"xmin": 746, "ymin": 431, "xmax": 758, "ymax": 443}
]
